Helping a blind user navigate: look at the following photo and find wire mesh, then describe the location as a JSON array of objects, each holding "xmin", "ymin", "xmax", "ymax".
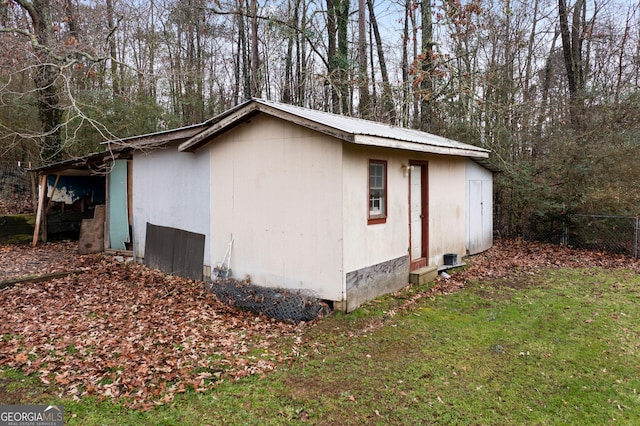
[
  {"xmin": 207, "ymin": 278, "xmax": 331, "ymax": 324},
  {"xmin": 564, "ymin": 214, "xmax": 639, "ymax": 258},
  {"xmin": 0, "ymin": 161, "xmax": 35, "ymax": 215}
]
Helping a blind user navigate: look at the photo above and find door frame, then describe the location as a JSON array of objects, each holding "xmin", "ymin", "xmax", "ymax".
[{"xmin": 409, "ymin": 160, "xmax": 429, "ymax": 270}]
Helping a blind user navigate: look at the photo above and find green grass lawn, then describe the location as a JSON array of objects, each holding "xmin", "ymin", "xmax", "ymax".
[{"xmin": 2, "ymin": 266, "xmax": 640, "ymax": 425}]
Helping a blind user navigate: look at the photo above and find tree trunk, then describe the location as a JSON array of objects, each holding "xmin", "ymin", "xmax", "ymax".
[
  {"xmin": 250, "ymin": 0, "xmax": 261, "ymax": 97},
  {"xmin": 326, "ymin": 0, "xmax": 339, "ymax": 112},
  {"xmin": 558, "ymin": 0, "xmax": 586, "ymax": 127},
  {"xmin": 336, "ymin": 0, "xmax": 350, "ymax": 114},
  {"xmin": 367, "ymin": 0, "xmax": 396, "ymax": 123},
  {"xmin": 106, "ymin": 0, "xmax": 120, "ymax": 97},
  {"xmin": 15, "ymin": 0, "xmax": 63, "ymax": 163},
  {"xmin": 282, "ymin": 0, "xmax": 295, "ymax": 103},
  {"xmin": 419, "ymin": 0, "xmax": 434, "ymax": 132},
  {"xmin": 357, "ymin": 0, "xmax": 370, "ymax": 118},
  {"xmin": 238, "ymin": 0, "xmax": 250, "ymax": 99},
  {"xmin": 401, "ymin": 0, "xmax": 410, "ymax": 126}
]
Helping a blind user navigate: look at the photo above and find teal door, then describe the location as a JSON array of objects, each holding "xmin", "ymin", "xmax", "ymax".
[{"xmin": 109, "ymin": 159, "xmax": 130, "ymax": 249}]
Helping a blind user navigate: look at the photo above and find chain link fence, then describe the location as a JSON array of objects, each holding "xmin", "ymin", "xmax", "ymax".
[
  {"xmin": 0, "ymin": 161, "xmax": 35, "ymax": 215},
  {"xmin": 563, "ymin": 214, "xmax": 639, "ymax": 258},
  {"xmin": 208, "ymin": 278, "xmax": 331, "ymax": 324}
]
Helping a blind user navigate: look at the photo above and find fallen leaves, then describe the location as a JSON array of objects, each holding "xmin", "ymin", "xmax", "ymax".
[
  {"xmin": 0, "ymin": 250, "xmax": 307, "ymax": 409},
  {"xmin": 0, "ymin": 241, "xmax": 92, "ymax": 280},
  {"xmin": 2, "ymin": 238, "xmax": 639, "ymax": 409},
  {"xmin": 399, "ymin": 238, "xmax": 640, "ymax": 310}
]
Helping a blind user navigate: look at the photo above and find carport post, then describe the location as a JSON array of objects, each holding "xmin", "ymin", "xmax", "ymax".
[{"xmin": 32, "ymin": 174, "xmax": 47, "ymax": 247}]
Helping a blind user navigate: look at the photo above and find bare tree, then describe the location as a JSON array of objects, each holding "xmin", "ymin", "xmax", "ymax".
[
  {"xmin": 558, "ymin": 0, "xmax": 586, "ymax": 126},
  {"xmin": 357, "ymin": 0, "xmax": 370, "ymax": 118},
  {"xmin": 418, "ymin": 0, "xmax": 434, "ymax": 131},
  {"xmin": 11, "ymin": 0, "xmax": 64, "ymax": 162},
  {"xmin": 367, "ymin": 0, "xmax": 396, "ymax": 123}
]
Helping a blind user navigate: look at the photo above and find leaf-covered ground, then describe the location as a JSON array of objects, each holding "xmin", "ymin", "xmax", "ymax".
[
  {"xmin": 0, "ymin": 243, "xmax": 305, "ymax": 410},
  {"xmin": 0, "ymin": 241, "xmax": 85, "ymax": 280},
  {"xmin": 395, "ymin": 239, "xmax": 640, "ymax": 312},
  {"xmin": 1, "ymin": 239, "xmax": 639, "ymax": 411}
]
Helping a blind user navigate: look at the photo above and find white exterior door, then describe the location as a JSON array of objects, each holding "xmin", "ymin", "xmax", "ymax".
[
  {"xmin": 467, "ymin": 179, "xmax": 492, "ymax": 254},
  {"xmin": 410, "ymin": 165, "xmax": 422, "ymax": 262},
  {"xmin": 409, "ymin": 163, "xmax": 428, "ymax": 269}
]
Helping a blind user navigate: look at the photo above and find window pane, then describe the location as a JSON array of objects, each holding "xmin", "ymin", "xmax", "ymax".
[{"xmin": 369, "ymin": 161, "xmax": 386, "ymax": 217}]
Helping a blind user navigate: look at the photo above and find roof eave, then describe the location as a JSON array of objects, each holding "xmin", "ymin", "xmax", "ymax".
[
  {"xmin": 253, "ymin": 101, "xmax": 355, "ymax": 143},
  {"xmin": 29, "ymin": 147, "xmax": 133, "ymax": 175},
  {"xmin": 179, "ymin": 102, "xmax": 261, "ymax": 152},
  {"xmin": 179, "ymin": 99, "xmax": 356, "ymax": 152},
  {"xmin": 353, "ymin": 135, "xmax": 490, "ymax": 158},
  {"xmin": 103, "ymin": 122, "xmax": 210, "ymax": 148}
]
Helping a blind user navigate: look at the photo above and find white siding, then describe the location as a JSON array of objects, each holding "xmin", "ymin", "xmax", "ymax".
[
  {"xmin": 209, "ymin": 114, "xmax": 344, "ymax": 301},
  {"xmin": 343, "ymin": 148, "xmax": 470, "ymax": 270},
  {"xmin": 342, "ymin": 145, "xmax": 410, "ymax": 273},
  {"xmin": 132, "ymin": 143, "xmax": 211, "ymax": 264},
  {"xmin": 428, "ymin": 156, "xmax": 468, "ymax": 264}
]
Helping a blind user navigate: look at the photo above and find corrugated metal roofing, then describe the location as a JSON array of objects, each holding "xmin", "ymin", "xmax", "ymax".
[
  {"xmin": 252, "ymin": 98, "xmax": 489, "ymax": 156},
  {"xmin": 179, "ymin": 98, "xmax": 490, "ymax": 159},
  {"xmin": 34, "ymin": 98, "xmax": 494, "ymax": 173}
]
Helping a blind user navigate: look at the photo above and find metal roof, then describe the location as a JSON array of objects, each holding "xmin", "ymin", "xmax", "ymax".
[
  {"xmin": 179, "ymin": 98, "xmax": 490, "ymax": 159},
  {"xmin": 31, "ymin": 122, "xmax": 209, "ymax": 175},
  {"xmin": 28, "ymin": 146, "xmax": 133, "ymax": 175},
  {"xmin": 33, "ymin": 99, "xmax": 495, "ymax": 175}
]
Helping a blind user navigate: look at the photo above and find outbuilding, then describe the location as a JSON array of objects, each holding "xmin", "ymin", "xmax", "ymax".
[
  {"xmin": 33, "ymin": 99, "xmax": 495, "ymax": 312},
  {"xmin": 129, "ymin": 99, "xmax": 494, "ymax": 311}
]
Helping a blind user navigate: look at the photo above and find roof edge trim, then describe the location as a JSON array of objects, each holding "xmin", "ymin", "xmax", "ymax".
[
  {"xmin": 353, "ymin": 135, "xmax": 490, "ymax": 158},
  {"xmin": 179, "ymin": 102, "xmax": 260, "ymax": 152},
  {"xmin": 253, "ymin": 101, "xmax": 355, "ymax": 143}
]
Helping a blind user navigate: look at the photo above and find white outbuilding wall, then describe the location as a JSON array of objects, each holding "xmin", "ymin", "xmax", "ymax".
[
  {"xmin": 131, "ymin": 143, "xmax": 211, "ymax": 266},
  {"xmin": 341, "ymin": 145, "xmax": 410, "ymax": 274},
  {"xmin": 208, "ymin": 114, "xmax": 345, "ymax": 301},
  {"xmin": 427, "ymin": 155, "xmax": 468, "ymax": 264}
]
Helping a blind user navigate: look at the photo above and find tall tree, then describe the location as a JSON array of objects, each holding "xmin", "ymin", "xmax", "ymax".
[
  {"xmin": 13, "ymin": 0, "xmax": 63, "ymax": 162},
  {"xmin": 357, "ymin": 0, "xmax": 370, "ymax": 118},
  {"xmin": 326, "ymin": 0, "xmax": 349, "ymax": 114},
  {"xmin": 250, "ymin": 0, "xmax": 261, "ymax": 97},
  {"xmin": 419, "ymin": 0, "xmax": 434, "ymax": 131},
  {"xmin": 558, "ymin": 0, "xmax": 586, "ymax": 127},
  {"xmin": 325, "ymin": 0, "xmax": 337, "ymax": 111},
  {"xmin": 106, "ymin": 0, "xmax": 120, "ymax": 97},
  {"xmin": 367, "ymin": 0, "xmax": 396, "ymax": 123}
]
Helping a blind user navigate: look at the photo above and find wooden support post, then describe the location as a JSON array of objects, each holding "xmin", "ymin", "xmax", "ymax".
[
  {"xmin": 41, "ymin": 173, "xmax": 61, "ymax": 244},
  {"xmin": 45, "ymin": 174, "xmax": 61, "ymax": 215},
  {"xmin": 32, "ymin": 174, "xmax": 47, "ymax": 247}
]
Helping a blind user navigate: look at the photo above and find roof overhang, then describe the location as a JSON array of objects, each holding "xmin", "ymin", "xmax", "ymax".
[
  {"xmin": 178, "ymin": 100, "xmax": 358, "ymax": 153},
  {"xmin": 29, "ymin": 147, "xmax": 133, "ymax": 176},
  {"xmin": 179, "ymin": 99, "xmax": 490, "ymax": 159},
  {"xmin": 471, "ymin": 157, "xmax": 501, "ymax": 173},
  {"xmin": 179, "ymin": 101, "xmax": 262, "ymax": 152},
  {"xmin": 353, "ymin": 135, "xmax": 489, "ymax": 158},
  {"xmin": 30, "ymin": 122, "xmax": 211, "ymax": 176},
  {"xmin": 103, "ymin": 122, "xmax": 210, "ymax": 149}
]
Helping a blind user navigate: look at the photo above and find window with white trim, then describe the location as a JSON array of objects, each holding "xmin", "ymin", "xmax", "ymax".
[{"xmin": 368, "ymin": 160, "xmax": 387, "ymax": 224}]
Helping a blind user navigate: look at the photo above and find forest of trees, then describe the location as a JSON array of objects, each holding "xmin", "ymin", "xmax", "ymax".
[{"xmin": 1, "ymin": 0, "xmax": 639, "ymax": 239}]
